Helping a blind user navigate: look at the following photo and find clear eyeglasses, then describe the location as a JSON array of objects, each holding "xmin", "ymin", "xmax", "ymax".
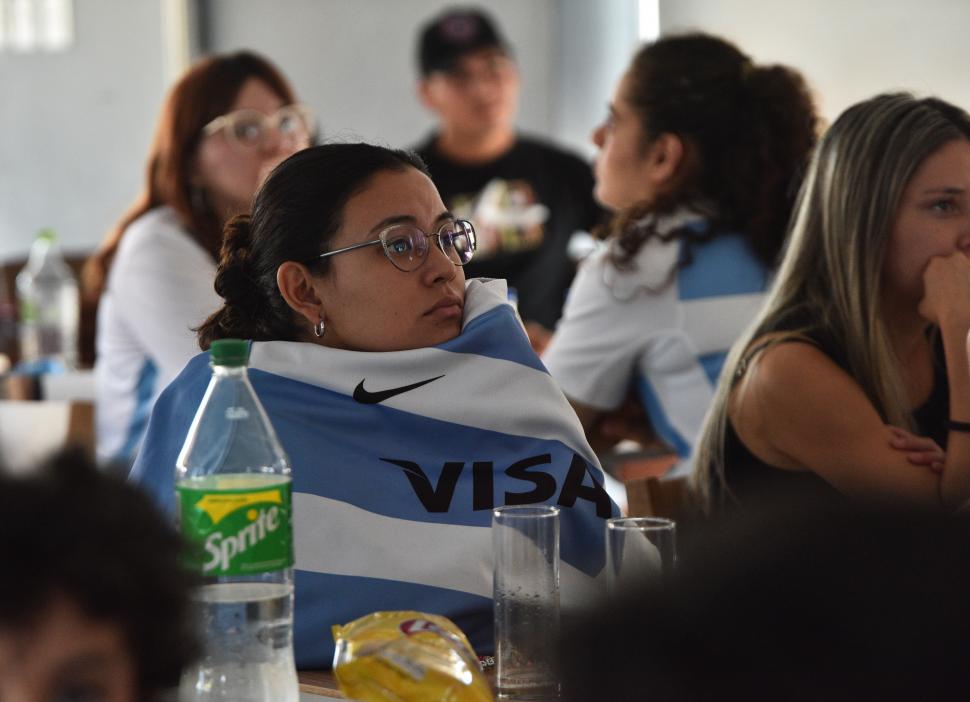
[
  {"xmin": 202, "ymin": 104, "xmax": 314, "ymax": 151},
  {"xmin": 314, "ymin": 219, "xmax": 477, "ymax": 273}
]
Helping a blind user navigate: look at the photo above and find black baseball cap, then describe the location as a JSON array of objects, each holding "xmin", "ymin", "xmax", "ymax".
[{"xmin": 417, "ymin": 7, "xmax": 511, "ymax": 77}]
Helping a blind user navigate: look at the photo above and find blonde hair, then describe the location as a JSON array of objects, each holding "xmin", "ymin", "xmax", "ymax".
[{"xmin": 693, "ymin": 93, "xmax": 970, "ymax": 510}]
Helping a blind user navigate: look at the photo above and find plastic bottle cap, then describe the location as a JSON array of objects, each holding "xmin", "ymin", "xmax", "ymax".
[
  {"xmin": 36, "ymin": 228, "xmax": 56, "ymax": 243},
  {"xmin": 209, "ymin": 339, "xmax": 250, "ymax": 367}
]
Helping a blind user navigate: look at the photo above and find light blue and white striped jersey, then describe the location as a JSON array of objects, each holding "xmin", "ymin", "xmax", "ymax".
[
  {"xmin": 544, "ymin": 214, "xmax": 770, "ymax": 477},
  {"xmin": 131, "ymin": 279, "xmax": 618, "ymax": 669}
]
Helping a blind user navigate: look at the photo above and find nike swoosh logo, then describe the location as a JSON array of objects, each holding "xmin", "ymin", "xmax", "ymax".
[{"xmin": 353, "ymin": 375, "xmax": 445, "ymax": 404}]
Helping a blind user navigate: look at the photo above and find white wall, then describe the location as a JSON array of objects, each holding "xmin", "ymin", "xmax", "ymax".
[
  {"xmin": 660, "ymin": 0, "xmax": 970, "ymax": 124},
  {"xmin": 0, "ymin": 0, "xmax": 166, "ymax": 260},
  {"xmin": 205, "ymin": 0, "xmax": 559, "ymax": 149},
  {"xmin": 2, "ymin": 0, "xmax": 630, "ymax": 264},
  {"xmin": 206, "ymin": 0, "xmax": 642, "ymax": 160},
  {"xmin": 6, "ymin": 0, "xmax": 968, "ymax": 264},
  {"xmin": 556, "ymin": 0, "xmax": 640, "ymax": 160}
]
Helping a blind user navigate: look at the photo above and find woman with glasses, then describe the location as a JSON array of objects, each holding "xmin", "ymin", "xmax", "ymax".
[
  {"xmin": 132, "ymin": 143, "xmax": 619, "ymax": 668},
  {"xmin": 84, "ymin": 51, "xmax": 312, "ymax": 469}
]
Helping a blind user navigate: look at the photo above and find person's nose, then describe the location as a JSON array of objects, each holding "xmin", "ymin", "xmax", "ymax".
[
  {"xmin": 421, "ymin": 236, "xmax": 458, "ymax": 286},
  {"xmin": 954, "ymin": 207, "xmax": 970, "ymax": 254},
  {"xmin": 591, "ymin": 122, "xmax": 606, "ymax": 148},
  {"xmin": 260, "ymin": 126, "xmax": 285, "ymax": 156},
  {"xmin": 958, "ymin": 225, "xmax": 970, "ymax": 255},
  {"xmin": 468, "ymin": 74, "xmax": 498, "ymax": 102},
  {"xmin": 263, "ymin": 124, "xmax": 305, "ymax": 159}
]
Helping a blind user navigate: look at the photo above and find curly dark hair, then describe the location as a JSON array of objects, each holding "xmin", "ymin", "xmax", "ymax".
[
  {"xmin": 0, "ymin": 448, "xmax": 199, "ymax": 698},
  {"xmin": 608, "ymin": 33, "xmax": 819, "ymax": 270}
]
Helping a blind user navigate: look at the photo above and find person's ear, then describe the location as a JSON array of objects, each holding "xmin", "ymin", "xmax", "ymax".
[
  {"xmin": 276, "ymin": 261, "xmax": 323, "ymax": 328},
  {"xmin": 418, "ymin": 77, "xmax": 441, "ymax": 111},
  {"xmin": 644, "ymin": 132, "xmax": 686, "ymax": 190}
]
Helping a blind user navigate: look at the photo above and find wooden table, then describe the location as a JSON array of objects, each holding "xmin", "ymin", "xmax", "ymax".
[{"xmin": 298, "ymin": 670, "xmax": 344, "ymax": 698}]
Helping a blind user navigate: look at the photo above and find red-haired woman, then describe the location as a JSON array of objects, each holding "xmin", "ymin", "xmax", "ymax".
[{"xmin": 84, "ymin": 51, "xmax": 312, "ymax": 468}]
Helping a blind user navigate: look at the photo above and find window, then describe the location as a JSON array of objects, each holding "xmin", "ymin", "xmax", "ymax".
[
  {"xmin": 638, "ymin": 0, "xmax": 660, "ymax": 42},
  {"xmin": 0, "ymin": 0, "xmax": 74, "ymax": 52}
]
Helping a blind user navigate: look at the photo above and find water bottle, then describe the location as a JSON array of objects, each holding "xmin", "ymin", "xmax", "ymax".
[
  {"xmin": 175, "ymin": 339, "xmax": 298, "ymax": 701},
  {"xmin": 15, "ymin": 228, "xmax": 79, "ymax": 370}
]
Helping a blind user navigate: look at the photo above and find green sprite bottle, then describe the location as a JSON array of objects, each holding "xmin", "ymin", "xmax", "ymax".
[{"xmin": 175, "ymin": 339, "xmax": 298, "ymax": 701}]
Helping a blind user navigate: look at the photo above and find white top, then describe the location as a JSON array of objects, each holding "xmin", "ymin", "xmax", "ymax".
[
  {"xmin": 94, "ymin": 206, "xmax": 220, "ymax": 465},
  {"xmin": 543, "ymin": 212, "xmax": 770, "ymax": 476}
]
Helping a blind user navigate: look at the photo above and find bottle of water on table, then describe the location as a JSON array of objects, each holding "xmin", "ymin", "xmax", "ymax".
[
  {"xmin": 16, "ymin": 228, "xmax": 79, "ymax": 370},
  {"xmin": 176, "ymin": 338, "xmax": 298, "ymax": 701}
]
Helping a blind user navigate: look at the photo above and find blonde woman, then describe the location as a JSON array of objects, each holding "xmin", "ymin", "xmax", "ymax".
[{"xmin": 695, "ymin": 93, "xmax": 970, "ymax": 511}]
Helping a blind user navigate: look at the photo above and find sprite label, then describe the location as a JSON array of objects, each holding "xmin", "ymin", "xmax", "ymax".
[{"xmin": 177, "ymin": 475, "xmax": 293, "ymax": 577}]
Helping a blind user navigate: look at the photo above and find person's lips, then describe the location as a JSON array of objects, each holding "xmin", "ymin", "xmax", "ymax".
[{"xmin": 424, "ymin": 295, "xmax": 463, "ymax": 319}]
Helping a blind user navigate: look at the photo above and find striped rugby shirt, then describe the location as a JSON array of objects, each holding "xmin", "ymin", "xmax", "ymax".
[
  {"xmin": 544, "ymin": 213, "xmax": 770, "ymax": 477},
  {"xmin": 131, "ymin": 279, "xmax": 619, "ymax": 669}
]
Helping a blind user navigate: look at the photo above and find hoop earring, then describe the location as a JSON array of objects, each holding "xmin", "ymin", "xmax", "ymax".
[{"xmin": 313, "ymin": 317, "xmax": 326, "ymax": 338}]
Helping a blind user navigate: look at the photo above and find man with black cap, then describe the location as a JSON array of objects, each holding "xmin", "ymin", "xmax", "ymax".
[{"xmin": 414, "ymin": 6, "xmax": 602, "ymax": 351}]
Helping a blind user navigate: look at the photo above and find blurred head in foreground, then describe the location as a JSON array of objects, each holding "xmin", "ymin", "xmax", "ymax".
[
  {"xmin": 0, "ymin": 449, "xmax": 197, "ymax": 702},
  {"xmin": 558, "ymin": 499, "xmax": 970, "ymax": 701}
]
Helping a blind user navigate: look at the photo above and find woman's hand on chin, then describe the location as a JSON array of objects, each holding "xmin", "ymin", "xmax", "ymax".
[{"xmin": 919, "ymin": 251, "xmax": 970, "ymax": 329}]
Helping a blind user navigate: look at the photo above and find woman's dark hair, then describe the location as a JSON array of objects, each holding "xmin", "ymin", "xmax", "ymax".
[
  {"xmin": 0, "ymin": 448, "xmax": 199, "ymax": 699},
  {"xmin": 83, "ymin": 50, "xmax": 298, "ymax": 303},
  {"xmin": 197, "ymin": 143, "xmax": 429, "ymax": 349},
  {"xmin": 609, "ymin": 33, "xmax": 819, "ymax": 269}
]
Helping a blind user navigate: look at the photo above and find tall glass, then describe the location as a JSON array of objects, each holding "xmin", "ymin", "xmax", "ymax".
[
  {"xmin": 605, "ymin": 517, "xmax": 676, "ymax": 596},
  {"xmin": 492, "ymin": 505, "xmax": 561, "ymax": 700}
]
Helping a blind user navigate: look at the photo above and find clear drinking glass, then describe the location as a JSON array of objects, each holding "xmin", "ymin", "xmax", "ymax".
[
  {"xmin": 492, "ymin": 505, "xmax": 561, "ymax": 700},
  {"xmin": 605, "ymin": 517, "xmax": 676, "ymax": 596}
]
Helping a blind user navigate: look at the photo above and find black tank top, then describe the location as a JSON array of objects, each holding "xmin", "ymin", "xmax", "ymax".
[{"xmin": 718, "ymin": 328, "xmax": 949, "ymax": 509}]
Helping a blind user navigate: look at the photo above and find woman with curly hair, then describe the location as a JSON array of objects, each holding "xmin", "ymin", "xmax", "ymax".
[{"xmin": 543, "ymin": 33, "xmax": 820, "ymax": 474}]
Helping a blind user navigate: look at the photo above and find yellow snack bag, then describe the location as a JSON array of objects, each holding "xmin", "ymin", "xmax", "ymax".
[{"xmin": 332, "ymin": 611, "xmax": 494, "ymax": 702}]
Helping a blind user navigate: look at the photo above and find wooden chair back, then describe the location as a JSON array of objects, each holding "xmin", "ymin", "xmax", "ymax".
[{"xmin": 625, "ymin": 474, "xmax": 694, "ymax": 522}]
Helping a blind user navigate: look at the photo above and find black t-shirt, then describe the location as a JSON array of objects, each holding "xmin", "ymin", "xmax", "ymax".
[{"xmin": 414, "ymin": 133, "xmax": 603, "ymax": 329}]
